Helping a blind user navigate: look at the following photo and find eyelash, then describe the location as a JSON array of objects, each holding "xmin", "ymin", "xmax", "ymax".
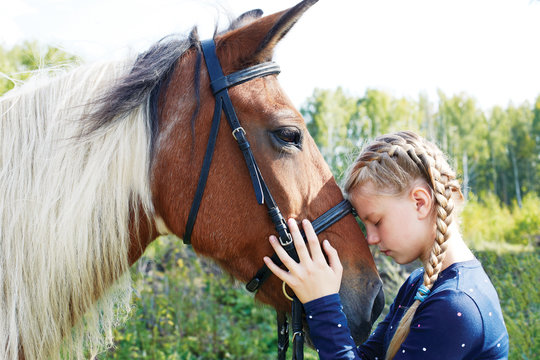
[{"xmin": 272, "ymin": 128, "xmax": 302, "ymax": 149}]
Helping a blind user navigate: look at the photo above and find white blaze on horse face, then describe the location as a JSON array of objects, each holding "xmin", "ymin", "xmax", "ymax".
[{"xmin": 154, "ymin": 215, "xmax": 173, "ymax": 235}]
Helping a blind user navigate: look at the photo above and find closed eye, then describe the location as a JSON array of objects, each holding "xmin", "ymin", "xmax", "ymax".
[{"xmin": 271, "ymin": 127, "xmax": 303, "ymax": 150}]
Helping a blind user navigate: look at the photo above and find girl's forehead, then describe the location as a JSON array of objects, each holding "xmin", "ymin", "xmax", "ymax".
[
  {"xmin": 349, "ymin": 187, "xmax": 383, "ymax": 218},
  {"xmin": 349, "ymin": 181, "xmax": 396, "ymax": 200},
  {"xmin": 349, "ymin": 183, "xmax": 405, "ymax": 219}
]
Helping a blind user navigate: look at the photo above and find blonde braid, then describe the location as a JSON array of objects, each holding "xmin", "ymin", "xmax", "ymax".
[
  {"xmin": 387, "ymin": 133, "xmax": 460, "ymax": 359},
  {"xmin": 343, "ymin": 131, "xmax": 461, "ymax": 359}
]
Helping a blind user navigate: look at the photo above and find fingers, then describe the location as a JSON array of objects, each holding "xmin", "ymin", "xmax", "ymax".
[
  {"xmin": 267, "ymin": 235, "xmax": 299, "ymax": 272},
  {"xmin": 301, "ymin": 219, "xmax": 327, "ymax": 264},
  {"xmin": 287, "ymin": 218, "xmax": 312, "ymax": 264},
  {"xmin": 265, "ymin": 218, "xmax": 340, "ymax": 279},
  {"xmin": 263, "ymin": 252, "xmax": 293, "ymax": 284},
  {"xmin": 323, "ymin": 240, "xmax": 343, "ymax": 276},
  {"xmin": 271, "ymin": 218, "xmax": 327, "ymax": 266}
]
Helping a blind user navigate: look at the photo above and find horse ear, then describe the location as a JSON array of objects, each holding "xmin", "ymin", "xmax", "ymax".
[
  {"xmin": 229, "ymin": 9, "xmax": 264, "ymax": 30},
  {"xmin": 217, "ymin": 0, "xmax": 318, "ymax": 66}
]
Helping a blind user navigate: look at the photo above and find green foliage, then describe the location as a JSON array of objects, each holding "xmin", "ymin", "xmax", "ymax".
[
  {"xmin": 0, "ymin": 41, "xmax": 80, "ymax": 95},
  {"xmin": 301, "ymin": 87, "xmax": 361, "ymax": 178},
  {"xmin": 462, "ymin": 193, "xmax": 540, "ymax": 248},
  {"xmin": 300, "ymin": 87, "xmax": 540, "ymax": 204},
  {"xmin": 474, "ymin": 249, "xmax": 540, "ymax": 359},
  {"xmin": 102, "ymin": 236, "xmax": 318, "ymax": 360}
]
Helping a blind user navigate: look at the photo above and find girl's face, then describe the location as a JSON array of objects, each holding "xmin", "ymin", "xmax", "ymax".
[{"xmin": 349, "ymin": 182, "xmax": 435, "ymax": 265}]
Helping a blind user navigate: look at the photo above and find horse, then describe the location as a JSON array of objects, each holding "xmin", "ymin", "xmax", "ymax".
[{"xmin": 0, "ymin": 0, "xmax": 384, "ymax": 358}]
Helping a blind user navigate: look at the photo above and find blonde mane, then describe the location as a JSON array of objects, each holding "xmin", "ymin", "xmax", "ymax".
[{"xmin": 0, "ymin": 60, "xmax": 154, "ymax": 359}]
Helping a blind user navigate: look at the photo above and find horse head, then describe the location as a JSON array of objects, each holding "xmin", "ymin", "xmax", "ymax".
[{"xmin": 147, "ymin": 0, "xmax": 384, "ymax": 344}]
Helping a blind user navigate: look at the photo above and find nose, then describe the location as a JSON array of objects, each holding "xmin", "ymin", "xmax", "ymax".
[
  {"xmin": 370, "ymin": 283, "xmax": 385, "ymax": 324},
  {"xmin": 366, "ymin": 230, "xmax": 379, "ymax": 245},
  {"xmin": 339, "ymin": 276, "xmax": 385, "ymax": 345}
]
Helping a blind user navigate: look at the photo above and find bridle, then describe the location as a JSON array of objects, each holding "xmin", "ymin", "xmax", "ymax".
[
  {"xmin": 183, "ymin": 39, "xmax": 356, "ymax": 359},
  {"xmin": 186, "ymin": 37, "xmax": 356, "ymax": 360}
]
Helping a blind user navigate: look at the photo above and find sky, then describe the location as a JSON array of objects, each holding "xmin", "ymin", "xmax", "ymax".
[{"xmin": 1, "ymin": 0, "xmax": 540, "ymax": 110}]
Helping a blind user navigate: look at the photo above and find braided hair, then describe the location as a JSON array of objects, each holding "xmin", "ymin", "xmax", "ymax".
[{"xmin": 343, "ymin": 131, "xmax": 461, "ymax": 359}]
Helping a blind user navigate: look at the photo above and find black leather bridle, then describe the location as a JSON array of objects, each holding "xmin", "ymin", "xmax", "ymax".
[{"xmin": 184, "ymin": 39, "xmax": 355, "ymax": 360}]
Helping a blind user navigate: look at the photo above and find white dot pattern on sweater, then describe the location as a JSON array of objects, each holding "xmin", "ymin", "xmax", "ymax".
[{"xmin": 302, "ymin": 263, "xmax": 508, "ymax": 359}]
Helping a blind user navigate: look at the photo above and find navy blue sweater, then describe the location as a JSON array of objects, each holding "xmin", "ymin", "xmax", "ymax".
[{"xmin": 304, "ymin": 259, "xmax": 509, "ymax": 359}]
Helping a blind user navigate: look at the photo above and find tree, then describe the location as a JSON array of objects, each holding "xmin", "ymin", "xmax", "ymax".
[
  {"xmin": 532, "ymin": 96, "xmax": 540, "ymax": 195},
  {"xmin": 301, "ymin": 87, "xmax": 361, "ymax": 178},
  {"xmin": 301, "ymin": 86, "xmax": 538, "ymax": 206},
  {"xmin": 506, "ymin": 103, "xmax": 536, "ymax": 207},
  {"xmin": 485, "ymin": 106, "xmax": 511, "ymax": 200},
  {"xmin": 362, "ymin": 89, "xmax": 393, "ymax": 137},
  {"xmin": 436, "ymin": 92, "xmax": 488, "ymax": 200}
]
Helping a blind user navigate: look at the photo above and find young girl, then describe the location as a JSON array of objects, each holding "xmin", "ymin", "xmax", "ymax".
[{"xmin": 263, "ymin": 131, "xmax": 509, "ymax": 359}]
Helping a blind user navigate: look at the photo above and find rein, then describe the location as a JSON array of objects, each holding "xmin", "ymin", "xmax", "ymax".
[{"xmin": 184, "ymin": 38, "xmax": 355, "ymax": 359}]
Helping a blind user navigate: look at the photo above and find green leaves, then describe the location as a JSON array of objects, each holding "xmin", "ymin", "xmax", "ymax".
[{"xmin": 300, "ymin": 87, "xmax": 539, "ymax": 205}]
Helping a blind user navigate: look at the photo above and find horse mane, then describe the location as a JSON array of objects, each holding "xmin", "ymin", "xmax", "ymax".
[
  {"xmin": 83, "ymin": 29, "xmax": 199, "ymax": 149},
  {"xmin": 0, "ymin": 57, "xmax": 155, "ymax": 358},
  {"xmin": 0, "ymin": 26, "xmax": 207, "ymax": 360}
]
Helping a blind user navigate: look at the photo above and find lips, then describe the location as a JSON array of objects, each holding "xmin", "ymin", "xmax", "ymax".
[{"xmin": 380, "ymin": 249, "xmax": 390, "ymax": 256}]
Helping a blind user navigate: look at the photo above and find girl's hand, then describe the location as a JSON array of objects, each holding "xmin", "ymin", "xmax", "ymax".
[{"xmin": 263, "ymin": 218, "xmax": 343, "ymax": 304}]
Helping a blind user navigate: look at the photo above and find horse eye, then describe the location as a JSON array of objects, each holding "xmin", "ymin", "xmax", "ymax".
[{"xmin": 272, "ymin": 128, "xmax": 302, "ymax": 149}]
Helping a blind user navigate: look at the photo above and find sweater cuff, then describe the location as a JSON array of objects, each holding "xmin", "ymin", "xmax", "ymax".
[{"xmin": 303, "ymin": 293, "xmax": 342, "ymax": 313}]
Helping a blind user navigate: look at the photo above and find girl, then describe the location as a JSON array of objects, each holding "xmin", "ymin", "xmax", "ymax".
[{"xmin": 264, "ymin": 131, "xmax": 509, "ymax": 359}]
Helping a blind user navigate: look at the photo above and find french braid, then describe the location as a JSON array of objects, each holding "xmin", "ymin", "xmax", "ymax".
[{"xmin": 343, "ymin": 131, "xmax": 461, "ymax": 359}]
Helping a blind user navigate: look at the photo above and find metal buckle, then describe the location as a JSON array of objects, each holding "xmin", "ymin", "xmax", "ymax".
[
  {"xmin": 278, "ymin": 233, "xmax": 293, "ymax": 247},
  {"xmin": 292, "ymin": 331, "xmax": 303, "ymax": 343},
  {"xmin": 232, "ymin": 127, "xmax": 246, "ymax": 141}
]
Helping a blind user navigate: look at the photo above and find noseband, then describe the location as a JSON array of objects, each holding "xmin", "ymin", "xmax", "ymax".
[{"xmin": 184, "ymin": 39, "xmax": 355, "ymax": 359}]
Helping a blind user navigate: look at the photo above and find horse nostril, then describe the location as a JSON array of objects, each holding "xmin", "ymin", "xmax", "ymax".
[{"xmin": 370, "ymin": 281, "xmax": 385, "ymax": 324}]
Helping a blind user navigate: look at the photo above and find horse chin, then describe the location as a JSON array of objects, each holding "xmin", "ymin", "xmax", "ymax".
[
  {"xmin": 339, "ymin": 274, "xmax": 385, "ymax": 344},
  {"xmin": 302, "ymin": 281, "xmax": 384, "ymax": 350}
]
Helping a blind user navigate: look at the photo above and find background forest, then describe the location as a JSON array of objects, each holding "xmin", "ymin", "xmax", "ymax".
[{"xmin": 1, "ymin": 42, "xmax": 538, "ymax": 359}]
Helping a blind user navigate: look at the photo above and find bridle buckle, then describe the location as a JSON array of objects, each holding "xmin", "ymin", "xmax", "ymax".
[
  {"xmin": 279, "ymin": 233, "xmax": 293, "ymax": 247},
  {"xmin": 232, "ymin": 127, "xmax": 246, "ymax": 141}
]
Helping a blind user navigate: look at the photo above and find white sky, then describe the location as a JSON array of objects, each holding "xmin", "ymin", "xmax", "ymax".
[{"xmin": 1, "ymin": 0, "xmax": 540, "ymax": 110}]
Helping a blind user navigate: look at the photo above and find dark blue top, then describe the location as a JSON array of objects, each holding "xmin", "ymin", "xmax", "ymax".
[{"xmin": 304, "ymin": 259, "xmax": 509, "ymax": 359}]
